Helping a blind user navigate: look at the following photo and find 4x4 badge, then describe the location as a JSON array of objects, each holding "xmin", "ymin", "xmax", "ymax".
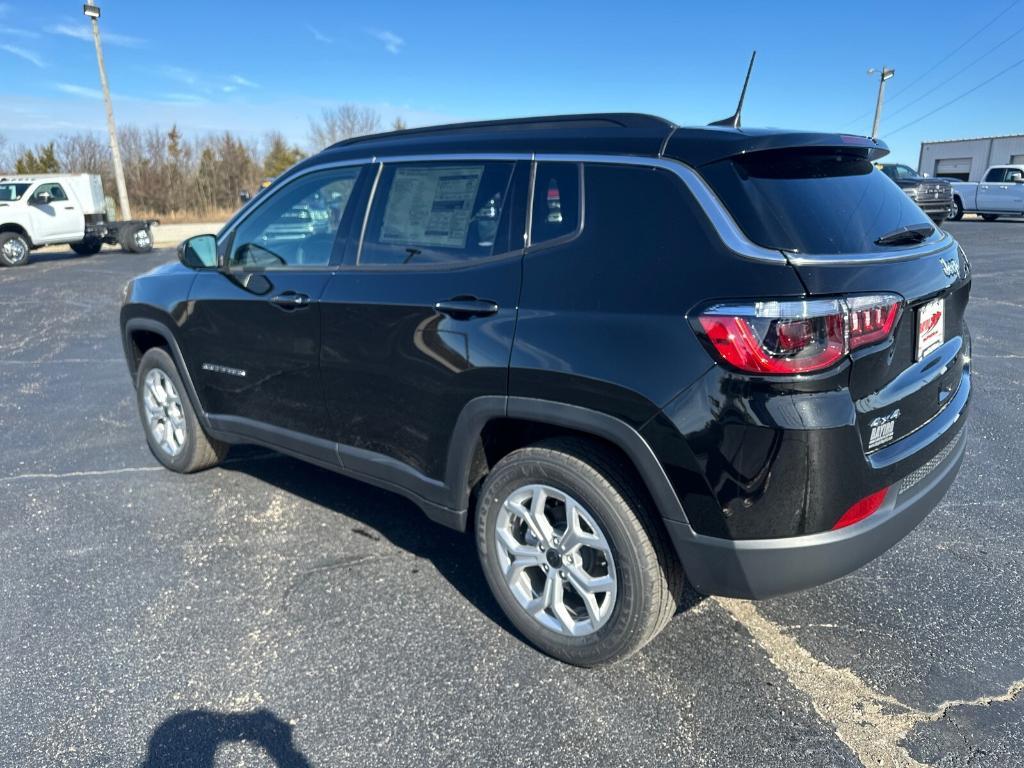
[
  {"xmin": 868, "ymin": 408, "xmax": 901, "ymax": 449},
  {"xmin": 940, "ymin": 256, "xmax": 959, "ymax": 279}
]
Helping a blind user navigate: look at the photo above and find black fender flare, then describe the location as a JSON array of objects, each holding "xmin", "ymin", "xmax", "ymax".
[
  {"xmin": 122, "ymin": 317, "xmax": 213, "ymax": 433},
  {"xmin": 444, "ymin": 396, "xmax": 690, "ymax": 526}
]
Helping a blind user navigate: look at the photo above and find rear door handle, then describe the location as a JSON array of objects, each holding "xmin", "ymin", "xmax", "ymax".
[
  {"xmin": 434, "ymin": 297, "xmax": 499, "ymax": 318},
  {"xmin": 270, "ymin": 291, "xmax": 313, "ymax": 309}
]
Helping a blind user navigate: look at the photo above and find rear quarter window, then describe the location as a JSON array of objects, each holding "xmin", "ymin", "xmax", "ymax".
[{"xmin": 701, "ymin": 150, "xmax": 936, "ymax": 255}]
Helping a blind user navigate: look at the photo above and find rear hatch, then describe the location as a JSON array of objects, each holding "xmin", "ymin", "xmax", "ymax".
[{"xmin": 696, "ymin": 144, "xmax": 971, "ymax": 455}]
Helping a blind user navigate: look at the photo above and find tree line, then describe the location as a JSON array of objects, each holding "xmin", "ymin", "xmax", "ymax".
[{"xmin": 0, "ymin": 106, "xmax": 408, "ymax": 220}]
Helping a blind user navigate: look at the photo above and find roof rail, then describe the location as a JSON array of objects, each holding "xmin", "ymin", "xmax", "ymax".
[{"xmin": 326, "ymin": 113, "xmax": 676, "ymax": 151}]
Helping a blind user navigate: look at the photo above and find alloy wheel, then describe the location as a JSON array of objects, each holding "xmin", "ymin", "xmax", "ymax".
[
  {"xmin": 142, "ymin": 368, "xmax": 187, "ymax": 456},
  {"xmin": 2, "ymin": 237, "xmax": 28, "ymax": 264},
  {"xmin": 494, "ymin": 483, "xmax": 617, "ymax": 636}
]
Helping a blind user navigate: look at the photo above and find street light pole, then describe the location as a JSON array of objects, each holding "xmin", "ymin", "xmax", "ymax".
[
  {"xmin": 868, "ymin": 66, "xmax": 895, "ymax": 140},
  {"xmin": 83, "ymin": 3, "xmax": 131, "ymax": 219}
]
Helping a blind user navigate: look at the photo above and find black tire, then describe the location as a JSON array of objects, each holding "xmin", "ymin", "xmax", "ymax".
[
  {"xmin": 136, "ymin": 347, "xmax": 227, "ymax": 473},
  {"xmin": 70, "ymin": 237, "xmax": 103, "ymax": 256},
  {"xmin": 0, "ymin": 231, "xmax": 31, "ymax": 267},
  {"xmin": 982, "ymin": 214, "xmax": 1000, "ymax": 222},
  {"xmin": 476, "ymin": 438, "xmax": 684, "ymax": 666},
  {"xmin": 120, "ymin": 223, "xmax": 154, "ymax": 254},
  {"xmin": 950, "ymin": 197, "xmax": 964, "ymax": 221}
]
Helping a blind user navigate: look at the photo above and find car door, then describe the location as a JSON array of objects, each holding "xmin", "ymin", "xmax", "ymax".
[
  {"xmin": 181, "ymin": 164, "xmax": 370, "ymax": 456},
  {"xmin": 319, "ymin": 158, "xmax": 529, "ymax": 491},
  {"xmin": 977, "ymin": 167, "xmax": 1012, "ymax": 211},
  {"xmin": 26, "ymin": 182, "xmax": 82, "ymax": 242}
]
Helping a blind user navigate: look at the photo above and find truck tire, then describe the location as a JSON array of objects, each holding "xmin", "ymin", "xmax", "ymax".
[
  {"xmin": 120, "ymin": 223, "xmax": 154, "ymax": 254},
  {"xmin": 70, "ymin": 237, "xmax": 103, "ymax": 256},
  {"xmin": 981, "ymin": 214, "xmax": 1000, "ymax": 222},
  {"xmin": 0, "ymin": 232, "xmax": 31, "ymax": 267},
  {"xmin": 136, "ymin": 347, "xmax": 228, "ymax": 473},
  {"xmin": 475, "ymin": 437, "xmax": 684, "ymax": 666},
  {"xmin": 951, "ymin": 197, "xmax": 964, "ymax": 221}
]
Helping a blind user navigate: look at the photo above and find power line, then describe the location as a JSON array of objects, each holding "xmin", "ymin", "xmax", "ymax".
[
  {"xmin": 840, "ymin": 0, "xmax": 1019, "ymax": 128},
  {"xmin": 884, "ymin": 20, "xmax": 1024, "ymax": 122},
  {"xmin": 884, "ymin": 53, "xmax": 1024, "ymax": 136}
]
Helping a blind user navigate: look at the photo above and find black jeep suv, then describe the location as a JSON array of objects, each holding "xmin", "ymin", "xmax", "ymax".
[{"xmin": 120, "ymin": 114, "xmax": 971, "ymax": 666}]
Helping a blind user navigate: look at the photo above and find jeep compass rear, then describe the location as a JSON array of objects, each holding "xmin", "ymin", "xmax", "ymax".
[{"xmin": 120, "ymin": 114, "xmax": 969, "ymax": 666}]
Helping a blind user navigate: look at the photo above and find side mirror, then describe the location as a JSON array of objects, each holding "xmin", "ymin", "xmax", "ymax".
[
  {"xmin": 1011, "ymin": 174, "xmax": 1024, "ymax": 184},
  {"xmin": 178, "ymin": 234, "xmax": 218, "ymax": 269},
  {"xmin": 33, "ymin": 191, "xmax": 52, "ymax": 206}
]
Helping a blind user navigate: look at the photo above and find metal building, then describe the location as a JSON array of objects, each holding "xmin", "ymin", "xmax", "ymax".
[{"xmin": 918, "ymin": 134, "xmax": 1024, "ymax": 181}]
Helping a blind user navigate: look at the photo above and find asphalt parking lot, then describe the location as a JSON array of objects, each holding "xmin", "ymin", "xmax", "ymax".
[{"xmin": 1, "ymin": 220, "xmax": 1021, "ymax": 767}]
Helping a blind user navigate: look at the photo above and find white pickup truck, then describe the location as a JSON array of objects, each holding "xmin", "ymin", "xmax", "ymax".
[
  {"xmin": 950, "ymin": 165, "xmax": 1024, "ymax": 221},
  {"xmin": 0, "ymin": 174, "xmax": 157, "ymax": 266}
]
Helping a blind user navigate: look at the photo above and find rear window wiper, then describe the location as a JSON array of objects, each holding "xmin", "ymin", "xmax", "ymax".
[{"xmin": 874, "ymin": 224, "xmax": 935, "ymax": 246}]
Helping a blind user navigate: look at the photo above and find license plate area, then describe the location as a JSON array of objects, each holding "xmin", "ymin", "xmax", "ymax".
[{"xmin": 915, "ymin": 297, "xmax": 945, "ymax": 361}]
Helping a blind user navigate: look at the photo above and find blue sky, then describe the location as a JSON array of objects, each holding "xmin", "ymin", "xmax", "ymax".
[{"xmin": 1, "ymin": 0, "xmax": 1021, "ymax": 164}]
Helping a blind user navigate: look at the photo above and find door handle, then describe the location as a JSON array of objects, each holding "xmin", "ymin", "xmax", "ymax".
[
  {"xmin": 63, "ymin": 206, "xmax": 75, "ymax": 211},
  {"xmin": 270, "ymin": 291, "xmax": 313, "ymax": 309},
  {"xmin": 434, "ymin": 297, "xmax": 499, "ymax": 318}
]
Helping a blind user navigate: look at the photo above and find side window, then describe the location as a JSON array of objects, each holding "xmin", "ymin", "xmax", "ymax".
[
  {"xmin": 984, "ymin": 168, "xmax": 1007, "ymax": 183},
  {"xmin": 531, "ymin": 162, "xmax": 581, "ymax": 246},
  {"xmin": 360, "ymin": 161, "xmax": 515, "ymax": 266},
  {"xmin": 35, "ymin": 183, "xmax": 68, "ymax": 202},
  {"xmin": 229, "ymin": 167, "xmax": 361, "ymax": 269}
]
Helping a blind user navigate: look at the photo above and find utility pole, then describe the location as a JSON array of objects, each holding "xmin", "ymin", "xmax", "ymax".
[
  {"xmin": 867, "ymin": 66, "xmax": 895, "ymax": 140},
  {"xmin": 83, "ymin": 3, "xmax": 131, "ymax": 219}
]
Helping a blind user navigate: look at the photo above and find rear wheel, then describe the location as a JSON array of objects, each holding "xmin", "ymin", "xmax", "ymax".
[
  {"xmin": 70, "ymin": 237, "xmax": 103, "ymax": 256},
  {"xmin": 982, "ymin": 214, "xmax": 1000, "ymax": 221},
  {"xmin": 0, "ymin": 232, "xmax": 30, "ymax": 267},
  {"xmin": 950, "ymin": 197, "xmax": 964, "ymax": 221},
  {"xmin": 476, "ymin": 438, "xmax": 683, "ymax": 666},
  {"xmin": 120, "ymin": 223, "xmax": 154, "ymax": 254},
  {"xmin": 136, "ymin": 347, "xmax": 227, "ymax": 473}
]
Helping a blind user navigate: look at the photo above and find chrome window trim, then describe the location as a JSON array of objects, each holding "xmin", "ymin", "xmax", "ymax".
[{"xmin": 218, "ymin": 150, "xmax": 956, "ymax": 267}]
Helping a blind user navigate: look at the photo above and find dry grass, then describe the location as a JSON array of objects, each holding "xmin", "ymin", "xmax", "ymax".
[{"xmin": 135, "ymin": 207, "xmax": 239, "ymax": 225}]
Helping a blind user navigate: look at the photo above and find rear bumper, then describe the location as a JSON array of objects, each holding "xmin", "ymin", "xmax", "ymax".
[{"xmin": 665, "ymin": 425, "xmax": 967, "ymax": 599}]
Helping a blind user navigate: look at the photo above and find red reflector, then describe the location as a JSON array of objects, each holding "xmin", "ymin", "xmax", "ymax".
[{"xmin": 832, "ymin": 487, "xmax": 890, "ymax": 530}]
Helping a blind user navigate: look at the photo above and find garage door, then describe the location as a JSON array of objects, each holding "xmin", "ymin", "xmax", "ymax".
[
  {"xmin": 935, "ymin": 158, "xmax": 972, "ymax": 180},
  {"xmin": 1011, "ymin": 154, "xmax": 1024, "ymax": 164}
]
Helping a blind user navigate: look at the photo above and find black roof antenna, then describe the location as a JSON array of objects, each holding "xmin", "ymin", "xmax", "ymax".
[{"xmin": 709, "ymin": 50, "xmax": 757, "ymax": 128}]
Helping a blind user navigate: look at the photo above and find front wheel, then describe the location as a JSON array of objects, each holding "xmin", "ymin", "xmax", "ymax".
[
  {"xmin": 476, "ymin": 438, "xmax": 683, "ymax": 666},
  {"xmin": 136, "ymin": 347, "xmax": 227, "ymax": 473},
  {"xmin": 0, "ymin": 232, "xmax": 31, "ymax": 267}
]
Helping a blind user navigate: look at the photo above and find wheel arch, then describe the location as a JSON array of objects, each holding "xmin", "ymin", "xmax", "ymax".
[
  {"xmin": 122, "ymin": 317, "xmax": 213, "ymax": 433},
  {"xmin": 445, "ymin": 396, "xmax": 690, "ymax": 528},
  {"xmin": 0, "ymin": 223, "xmax": 33, "ymax": 247}
]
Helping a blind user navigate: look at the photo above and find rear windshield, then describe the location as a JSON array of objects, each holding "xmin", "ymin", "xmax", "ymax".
[{"xmin": 700, "ymin": 150, "xmax": 937, "ymax": 255}]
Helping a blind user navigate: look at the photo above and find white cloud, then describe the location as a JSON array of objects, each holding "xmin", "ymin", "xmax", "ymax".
[
  {"xmin": 371, "ymin": 30, "xmax": 404, "ymax": 55},
  {"xmin": 5, "ymin": 27, "xmax": 40, "ymax": 38},
  {"xmin": 54, "ymin": 83, "xmax": 103, "ymax": 99},
  {"xmin": 229, "ymin": 74, "xmax": 259, "ymax": 88},
  {"xmin": 160, "ymin": 65, "xmax": 198, "ymax": 85},
  {"xmin": 1, "ymin": 43, "xmax": 44, "ymax": 67},
  {"xmin": 308, "ymin": 25, "xmax": 332, "ymax": 44},
  {"xmin": 49, "ymin": 22, "xmax": 144, "ymax": 48}
]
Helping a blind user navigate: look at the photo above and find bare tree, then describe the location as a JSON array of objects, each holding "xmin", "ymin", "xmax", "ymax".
[
  {"xmin": 391, "ymin": 116, "xmax": 408, "ymax": 131},
  {"xmin": 308, "ymin": 105, "xmax": 381, "ymax": 150},
  {"xmin": 0, "ymin": 133, "xmax": 11, "ymax": 173}
]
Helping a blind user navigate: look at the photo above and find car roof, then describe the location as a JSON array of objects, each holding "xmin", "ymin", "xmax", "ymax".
[{"xmin": 297, "ymin": 113, "xmax": 889, "ymax": 173}]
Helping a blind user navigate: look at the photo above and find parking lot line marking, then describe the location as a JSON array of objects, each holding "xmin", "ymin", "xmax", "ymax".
[
  {"xmin": 716, "ymin": 598, "xmax": 1024, "ymax": 768},
  {"xmin": 0, "ymin": 466, "xmax": 165, "ymax": 482}
]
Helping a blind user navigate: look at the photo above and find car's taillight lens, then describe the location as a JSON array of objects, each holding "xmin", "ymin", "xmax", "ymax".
[
  {"xmin": 694, "ymin": 294, "xmax": 902, "ymax": 375},
  {"xmin": 832, "ymin": 487, "xmax": 890, "ymax": 529}
]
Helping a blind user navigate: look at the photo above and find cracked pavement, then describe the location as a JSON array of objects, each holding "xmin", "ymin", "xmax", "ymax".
[{"xmin": 0, "ymin": 221, "xmax": 1021, "ymax": 766}]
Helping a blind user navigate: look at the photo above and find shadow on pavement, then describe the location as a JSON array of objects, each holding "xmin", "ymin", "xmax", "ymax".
[
  {"xmin": 141, "ymin": 708, "xmax": 311, "ymax": 767},
  {"xmin": 222, "ymin": 449, "xmax": 519, "ymax": 635}
]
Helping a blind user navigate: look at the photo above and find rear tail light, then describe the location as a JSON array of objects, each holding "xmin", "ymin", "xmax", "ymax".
[
  {"xmin": 832, "ymin": 487, "xmax": 890, "ymax": 529},
  {"xmin": 694, "ymin": 294, "xmax": 902, "ymax": 375}
]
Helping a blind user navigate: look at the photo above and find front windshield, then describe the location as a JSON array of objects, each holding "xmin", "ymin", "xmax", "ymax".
[{"xmin": 0, "ymin": 183, "xmax": 30, "ymax": 202}]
